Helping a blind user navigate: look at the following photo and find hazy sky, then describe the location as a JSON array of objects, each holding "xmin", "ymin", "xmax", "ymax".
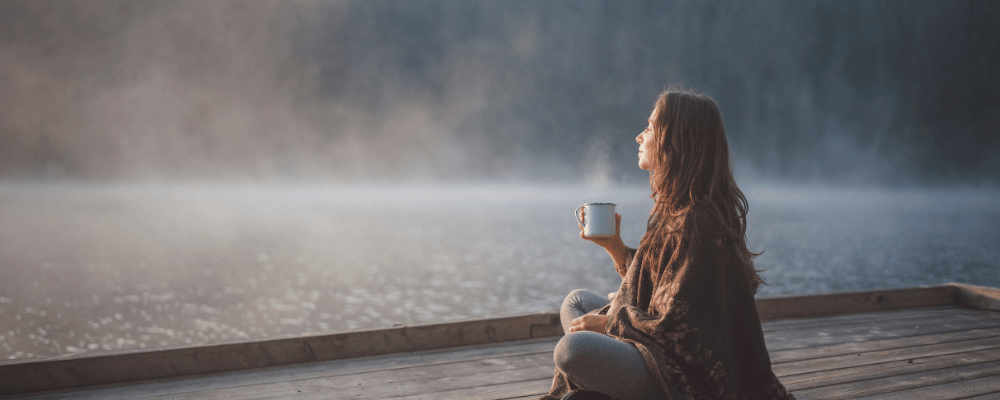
[{"xmin": 1, "ymin": 0, "xmax": 997, "ymax": 185}]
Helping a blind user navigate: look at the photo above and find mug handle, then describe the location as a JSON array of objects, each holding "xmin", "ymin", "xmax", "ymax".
[{"xmin": 575, "ymin": 205, "xmax": 585, "ymax": 226}]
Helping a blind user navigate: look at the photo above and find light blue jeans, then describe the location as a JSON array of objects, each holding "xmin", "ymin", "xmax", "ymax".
[{"xmin": 555, "ymin": 289, "xmax": 667, "ymax": 400}]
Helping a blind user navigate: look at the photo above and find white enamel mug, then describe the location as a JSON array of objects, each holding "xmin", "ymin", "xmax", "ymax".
[{"xmin": 575, "ymin": 203, "xmax": 616, "ymax": 238}]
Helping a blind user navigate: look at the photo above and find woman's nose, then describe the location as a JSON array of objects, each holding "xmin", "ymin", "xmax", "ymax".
[{"xmin": 636, "ymin": 133, "xmax": 642, "ymax": 144}]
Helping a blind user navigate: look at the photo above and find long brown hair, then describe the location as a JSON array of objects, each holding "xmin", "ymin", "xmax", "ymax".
[{"xmin": 642, "ymin": 87, "xmax": 765, "ymax": 292}]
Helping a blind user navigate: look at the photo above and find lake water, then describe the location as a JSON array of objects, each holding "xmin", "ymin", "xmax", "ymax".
[{"xmin": 1, "ymin": 182, "xmax": 998, "ymax": 360}]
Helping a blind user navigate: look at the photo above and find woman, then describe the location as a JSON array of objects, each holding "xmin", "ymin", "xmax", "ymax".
[{"xmin": 542, "ymin": 88, "xmax": 794, "ymax": 400}]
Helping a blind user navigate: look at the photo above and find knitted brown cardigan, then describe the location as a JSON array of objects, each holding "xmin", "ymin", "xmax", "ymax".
[{"xmin": 542, "ymin": 213, "xmax": 793, "ymax": 400}]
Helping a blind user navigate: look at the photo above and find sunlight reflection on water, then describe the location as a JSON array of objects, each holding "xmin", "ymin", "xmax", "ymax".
[{"xmin": 0, "ymin": 182, "xmax": 997, "ymax": 359}]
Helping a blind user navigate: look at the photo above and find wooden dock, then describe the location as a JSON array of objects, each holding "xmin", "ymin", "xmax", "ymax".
[{"xmin": 2, "ymin": 282, "xmax": 999, "ymax": 399}]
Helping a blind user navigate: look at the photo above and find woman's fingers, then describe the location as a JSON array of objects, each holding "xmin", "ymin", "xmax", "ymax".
[
  {"xmin": 568, "ymin": 316, "xmax": 582, "ymax": 332},
  {"xmin": 569, "ymin": 314, "xmax": 607, "ymax": 333},
  {"xmin": 580, "ymin": 231, "xmax": 605, "ymax": 245}
]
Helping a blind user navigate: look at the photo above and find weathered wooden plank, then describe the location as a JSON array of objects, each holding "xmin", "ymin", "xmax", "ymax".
[
  {"xmin": 764, "ymin": 313, "xmax": 1000, "ymax": 352},
  {"xmin": 499, "ymin": 395, "xmax": 549, "ymax": 400},
  {"xmin": 832, "ymin": 368, "xmax": 1000, "ymax": 399},
  {"xmin": 232, "ymin": 355, "xmax": 554, "ymax": 400},
  {"xmin": 130, "ymin": 351, "xmax": 555, "ymax": 400},
  {"xmin": 108, "ymin": 344, "xmax": 552, "ymax": 399},
  {"xmin": 230, "ymin": 365, "xmax": 555, "ymax": 400},
  {"xmin": 761, "ymin": 305, "xmax": 975, "ymax": 332},
  {"xmin": 951, "ymin": 282, "xmax": 1000, "ymax": 312},
  {"xmin": 391, "ymin": 378, "xmax": 552, "ymax": 400},
  {"xmin": 0, "ymin": 312, "xmax": 563, "ymax": 396},
  {"xmin": 14, "ymin": 339, "xmax": 559, "ymax": 400},
  {"xmin": 769, "ymin": 328, "xmax": 1000, "ymax": 364},
  {"xmin": 959, "ymin": 390, "xmax": 1000, "ymax": 399},
  {"xmin": 772, "ymin": 337, "xmax": 1000, "ymax": 379},
  {"xmin": 756, "ymin": 285, "xmax": 956, "ymax": 322},
  {"xmin": 780, "ymin": 348, "xmax": 1000, "ymax": 390},
  {"xmin": 226, "ymin": 377, "xmax": 552, "ymax": 400}
]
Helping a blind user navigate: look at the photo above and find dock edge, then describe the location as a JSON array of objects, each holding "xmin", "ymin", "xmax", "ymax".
[{"xmin": 1, "ymin": 282, "xmax": 998, "ymax": 396}]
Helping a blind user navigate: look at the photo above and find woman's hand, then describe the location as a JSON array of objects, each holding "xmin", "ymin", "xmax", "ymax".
[
  {"xmin": 578, "ymin": 211, "xmax": 623, "ymax": 247},
  {"xmin": 569, "ymin": 314, "xmax": 609, "ymax": 333},
  {"xmin": 579, "ymin": 211, "xmax": 629, "ymax": 276}
]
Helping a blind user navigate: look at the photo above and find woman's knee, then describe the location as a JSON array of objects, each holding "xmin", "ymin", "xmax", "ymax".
[
  {"xmin": 554, "ymin": 331, "xmax": 607, "ymax": 375},
  {"xmin": 562, "ymin": 289, "xmax": 608, "ymax": 313},
  {"xmin": 562, "ymin": 288, "xmax": 590, "ymax": 307}
]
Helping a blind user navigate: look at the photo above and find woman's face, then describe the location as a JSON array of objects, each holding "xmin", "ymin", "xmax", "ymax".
[{"xmin": 636, "ymin": 107, "xmax": 657, "ymax": 170}]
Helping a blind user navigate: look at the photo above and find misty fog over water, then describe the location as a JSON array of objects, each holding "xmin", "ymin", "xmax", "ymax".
[
  {"xmin": 2, "ymin": 0, "xmax": 998, "ymax": 184},
  {"xmin": 1, "ymin": 1, "xmax": 999, "ymax": 360},
  {"xmin": 1, "ymin": 183, "xmax": 998, "ymax": 359}
]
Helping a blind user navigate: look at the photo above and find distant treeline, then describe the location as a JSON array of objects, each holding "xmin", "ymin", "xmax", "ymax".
[
  {"xmin": 304, "ymin": 0, "xmax": 999, "ymax": 185},
  {"xmin": 1, "ymin": 0, "xmax": 997, "ymax": 185}
]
